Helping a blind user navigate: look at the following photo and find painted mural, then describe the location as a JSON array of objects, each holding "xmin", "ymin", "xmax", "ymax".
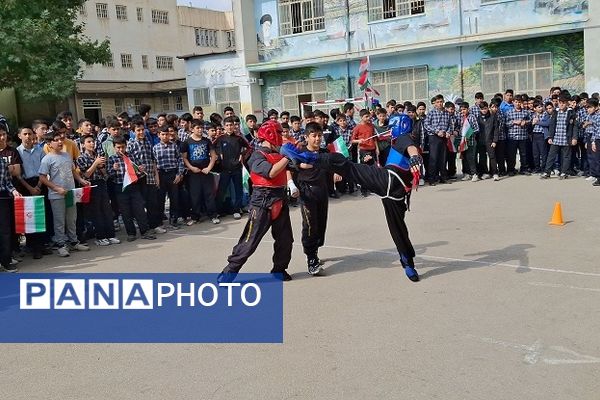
[
  {"xmin": 254, "ymin": 0, "xmax": 588, "ymax": 65},
  {"xmin": 261, "ymin": 32, "xmax": 585, "ymax": 112}
]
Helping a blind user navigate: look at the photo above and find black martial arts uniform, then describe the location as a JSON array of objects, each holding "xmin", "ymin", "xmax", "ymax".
[{"xmin": 221, "ymin": 146, "xmax": 293, "ymax": 277}]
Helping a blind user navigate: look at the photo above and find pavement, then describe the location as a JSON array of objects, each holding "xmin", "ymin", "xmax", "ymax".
[{"xmin": 1, "ymin": 173, "xmax": 599, "ymax": 399}]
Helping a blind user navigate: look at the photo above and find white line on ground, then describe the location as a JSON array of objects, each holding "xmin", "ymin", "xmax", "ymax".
[
  {"xmin": 199, "ymin": 235, "xmax": 600, "ymax": 278},
  {"xmin": 527, "ymin": 282, "xmax": 600, "ymax": 293}
]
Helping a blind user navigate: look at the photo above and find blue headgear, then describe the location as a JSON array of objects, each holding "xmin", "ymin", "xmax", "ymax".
[{"xmin": 388, "ymin": 114, "xmax": 412, "ymax": 139}]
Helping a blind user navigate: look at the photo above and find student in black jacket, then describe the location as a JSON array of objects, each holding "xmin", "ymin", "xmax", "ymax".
[{"xmin": 477, "ymin": 102, "xmax": 500, "ymax": 181}]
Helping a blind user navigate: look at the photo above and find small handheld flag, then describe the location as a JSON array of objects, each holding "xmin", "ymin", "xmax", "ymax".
[
  {"xmin": 14, "ymin": 196, "xmax": 46, "ymax": 234},
  {"xmin": 65, "ymin": 187, "xmax": 92, "ymax": 208},
  {"xmin": 327, "ymin": 136, "xmax": 350, "ymax": 158},
  {"xmin": 122, "ymin": 154, "xmax": 139, "ymax": 191}
]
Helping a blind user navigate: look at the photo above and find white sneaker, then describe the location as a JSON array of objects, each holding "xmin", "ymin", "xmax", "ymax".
[
  {"xmin": 482, "ymin": 174, "xmax": 491, "ymax": 180},
  {"xmin": 493, "ymin": 174, "xmax": 500, "ymax": 181},
  {"xmin": 419, "ymin": 178, "xmax": 425, "ymax": 186},
  {"xmin": 585, "ymin": 176, "xmax": 596, "ymax": 182},
  {"xmin": 71, "ymin": 243, "xmax": 90, "ymax": 251},
  {"xmin": 95, "ymin": 239, "xmax": 110, "ymax": 246},
  {"xmin": 58, "ymin": 246, "xmax": 70, "ymax": 257},
  {"xmin": 471, "ymin": 175, "xmax": 480, "ymax": 182},
  {"xmin": 154, "ymin": 227, "xmax": 167, "ymax": 234},
  {"xmin": 107, "ymin": 237, "xmax": 121, "ymax": 244},
  {"xmin": 233, "ymin": 212, "xmax": 242, "ymax": 220},
  {"xmin": 212, "ymin": 217, "xmax": 221, "ymax": 224},
  {"xmin": 461, "ymin": 174, "xmax": 471, "ymax": 181},
  {"xmin": 553, "ymin": 169, "xmax": 560, "ymax": 176}
]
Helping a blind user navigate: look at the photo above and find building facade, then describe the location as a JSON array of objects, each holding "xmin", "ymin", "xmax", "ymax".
[
  {"xmin": 184, "ymin": 0, "xmax": 598, "ymax": 118},
  {"xmin": 73, "ymin": 0, "xmax": 234, "ymax": 124}
]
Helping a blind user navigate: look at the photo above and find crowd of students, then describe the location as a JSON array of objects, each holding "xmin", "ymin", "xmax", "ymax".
[{"xmin": 1, "ymin": 85, "xmax": 599, "ymax": 272}]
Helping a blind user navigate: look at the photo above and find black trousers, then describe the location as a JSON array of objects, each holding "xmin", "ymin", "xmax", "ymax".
[
  {"xmin": 318, "ymin": 153, "xmax": 416, "ymax": 265},
  {"xmin": 115, "ymin": 183, "xmax": 149, "ymax": 236},
  {"xmin": 299, "ymin": 185, "xmax": 329, "ymax": 259},
  {"xmin": 18, "ymin": 177, "xmax": 47, "ymax": 251},
  {"xmin": 223, "ymin": 201, "xmax": 293, "ymax": 274},
  {"xmin": 107, "ymin": 180, "xmax": 120, "ymax": 221},
  {"xmin": 476, "ymin": 145, "xmax": 488, "ymax": 175},
  {"xmin": 447, "ymin": 150, "xmax": 457, "ymax": 177},
  {"xmin": 140, "ymin": 182, "xmax": 162, "ymax": 229},
  {"xmin": 86, "ymin": 180, "xmax": 115, "ymax": 240},
  {"xmin": 188, "ymin": 172, "xmax": 217, "ymax": 219},
  {"xmin": 531, "ymin": 135, "xmax": 548, "ymax": 171},
  {"xmin": 506, "ymin": 139, "xmax": 528, "ymax": 173},
  {"xmin": 158, "ymin": 169, "xmax": 179, "ymax": 223},
  {"xmin": 0, "ymin": 193, "xmax": 14, "ymax": 267},
  {"xmin": 495, "ymin": 140, "xmax": 507, "ymax": 174},
  {"xmin": 590, "ymin": 139, "xmax": 600, "ymax": 178},
  {"xmin": 428, "ymin": 135, "xmax": 447, "ymax": 182},
  {"xmin": 217, "ymin": 168, "xmax": 243, "ymax": 213},
  {"xmin": 544, "ymin": 145, "xmax": 571, "ymax": 175}
]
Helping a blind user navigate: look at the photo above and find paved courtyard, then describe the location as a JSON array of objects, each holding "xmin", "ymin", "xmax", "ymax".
[{"xmin": 1, "ymin": 175, "xmax": 599, "ymax": 399}]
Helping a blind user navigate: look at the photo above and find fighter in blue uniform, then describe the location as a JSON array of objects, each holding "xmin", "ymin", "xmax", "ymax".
[{"xmin": 281, "ymin": 114, "xmax": 423, "ymax": 282}]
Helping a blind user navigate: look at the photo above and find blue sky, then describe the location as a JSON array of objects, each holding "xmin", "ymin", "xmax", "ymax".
[{"xmin": 176, "ymin": 0, "xmax": 232, "ymax": 12}]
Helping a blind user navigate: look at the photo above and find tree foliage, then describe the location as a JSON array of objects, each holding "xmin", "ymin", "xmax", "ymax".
[{"xmin": 0, "ymin": 0, "xmax": 111, "ymax": 100}]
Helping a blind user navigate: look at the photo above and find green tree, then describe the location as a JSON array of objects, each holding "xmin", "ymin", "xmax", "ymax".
[{"xmin": 0, "ymin": 0, "xmax": 111, "ymax": 100}]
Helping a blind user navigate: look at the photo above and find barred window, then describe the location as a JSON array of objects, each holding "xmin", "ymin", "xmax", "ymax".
[
  {"xmin": 79, "ymin": 4, "xmax": 87, "ymax": 16},
  {"xmin": 367, "ymin": 0, "xmax": 425, "ymax": 22},
  {"xmin": 116, "ymin": 5, "xmax": 127, "ymax": 20},
  {"xmin": 161, "ymin": 97, "xmax": 170, "ymax": 112},
  {"xmin": 114, "ymin": 98, "xmax": 124, "ymax": 113},
  {"xmin": 215, "ymin": 87, "xmax": 241, "ymax": 115},
  {"xmin": 369, "ymin": 65, "xmax": 429, "ymax": 105},
  {"xmin": 195, "ymin": 28, "xmax": 219, "ymax": 48},
  {"xmin": 102, "ymin": 53, "xmax": 114, "ymax": 67},
  {"xmin": 226, "ymin": 31, "xmax": 236, "ymax": 48},
  {"xmin": 482, "ymin": 53, "xmax": 552, "ymax": 99},
  {"xmin": 279, "ymin": 0, "xmax": 325, "ymax": 36},
  {"xmin": 96, "ymin": 3, "xmax": 109, "ymax": 19},
  {"xmin": 194, "ymin": 88, "xmax": 211, "ymax": 106},
  {"xmin": 282, "ymin": 78, "xmax": 327, "ymax": 115},
  {"xmin": 134, "ymin": 98, "xmax": 142, "ymax": 112},
  {"xmin": 120, "ymin": 53, "xmax": 133, "ymax": 68},
  {"xmin": 141, "ymin": 55, "xmax": 148, "ymax": 69},
  {"xmin": 175, "ymin": 96, "xmax": 184, "ymax": 111},
  {"xmin": 152, "ymin": 9, "xmax": 169, "ymax": 24},
  {"xmin": 156, "ymin": 56, "xmax": 173, "ymax": 70},
  {"xmin": 136, "ymin": 7, "xmax": 143, "ymax": 22}
]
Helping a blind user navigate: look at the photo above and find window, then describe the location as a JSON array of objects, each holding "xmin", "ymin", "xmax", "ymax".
[
  {"xmin": 195, "ymin": 29, "xmax": 219, "ymax": 48},
  {"xmin": 96, "ymin": 3, "xmax": 109, "ymax": 19},
  {"xmin": 367, "ymin": 0, "xmax": 425, "ymax": 22},
  {"xmin": 282, "ymin": 78, "xmax": 327, "ymax": 115},
  {"xmin": 161, "ymin": 97, "xmax": 170, "ymax": 112},
  {"xmin": 215, "ymin": 87, "xmax": 241, "ymax": 115},
  {"xmin": 115, "ymin": 5, "xmax": 127, "ymax": 20},
  {"xmin": 193, "ymin": 88, "xmax": 211, "ymax": 106},
  {"xmin": 156, "ymin": 56, "xmax": 173, "ymax": 70},
  {"xmin": 141, "ymin": 55, "xmax": 148, "ymax": 69},
  {"xmin": 136, "ymin": 7, "xmax": 143, "ymax": 22},
  {"xmin": 481, "ymin": 53, "xmax": 552, "ymax": 99},
  {"xmin": 226, "ymin": 31, "xmax": 236, "ymax": 48},
  {"xmin": 370, "ymin": 66, "xmax": 429, "ymax": 105},
  {"xmin": 121, "ymin": 53, "xmax": 133, "ymax": 68},
  {"xmin": 279, "ymin": 0, "xmax": 325, "ymax": 36},
  {"xmin": 115, "ymin": 98, "xmax": 124, "ymax": 113},
  {"xmin": 151, "ymin": 9, "xmax": 169, "ymax": 24},
  {"xmin": 79, "ymin": 4, "xmax": 87, "ymax": 16},
  {"xmin": 134, "ymin": 99, "xmax": 142, "ymax": 112},
  {"xmin": 175, "ymin": 96, "xmax": 184, "ymax": 111},
  {"xmin": 102, "ymin": 53, "xmax": 114, "ymax": 67}
]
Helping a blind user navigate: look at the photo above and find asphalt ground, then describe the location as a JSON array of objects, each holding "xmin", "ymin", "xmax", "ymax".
[{"xmin": 1, "ymin": 173, "xmax": 599, "ymax": 399}]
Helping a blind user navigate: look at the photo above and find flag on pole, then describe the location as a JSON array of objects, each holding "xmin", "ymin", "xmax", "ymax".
[
  {"xmin": 327, "ymin": 136, "xmax": 350, "ymax": 158},
  {"xmin": 358, "ymin": 57, "xmax": 369, "ymax": 74},
  {"xmin": 65, "ymin": 187, "xmax": 92, "ymax": 207},
  {"xmin": 458, "ymin": 117, "xmax": 475, "ymax": 153},
  {"xmin": 122, "ymin": 154, "xmax": 139, "ymax": 191},
  {"xmin": 14, "ymin": 196, "xmax": 46, "ymax": 234}
]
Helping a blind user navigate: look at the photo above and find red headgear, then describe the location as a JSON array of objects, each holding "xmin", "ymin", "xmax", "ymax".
[{"xmin": 257, "ymin": 120, "xmax": 283, "ymax": 147}]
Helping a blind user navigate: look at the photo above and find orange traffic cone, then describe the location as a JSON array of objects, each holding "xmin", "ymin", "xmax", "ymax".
[{"xmin": 548, "ymin": 202, "xmax": 565, "ymax": 226}]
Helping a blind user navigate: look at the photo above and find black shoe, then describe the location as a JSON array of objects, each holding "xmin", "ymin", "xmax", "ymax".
[
  {"xmin": 271, "ymin": 271, "xmax": 292, "ymax": 281},
  {"xmin": 141, "ymin": 233, "xmax": 157, "ymax": 240},
  {"xmin": 33, "ymin": 252, "xmax": 43, "ymax": 260},
  {"xmin": 404, "ymin": 266, "xmax": 420, "ymax": 282},
  {"xmin": 42, "ymin": 248, "xmax": 53, "ymax": 255},
  {"xmin": 428, "ymin": 181, "xmax": 437, "ymax": 186},
  {"xmin": 217, "ymin": 271, "xmax": 237, "ymax": 284},
  {"xmin": 307, "ymin": 258, "xmax": 324, "ymax": 276},
  {"xmin": 508, "ymin": 171, "xmax": 516, "ymax": 177},
  {"xmin": 127, "ymin": 235, "xmax": 137, "ymax": 242},
  {"xmin": 440, "ymin": 180, "xmax": 451, "ymax": 184},
  {"xmin": 2, "ymin": 264, "xmax": 18, "ymax": 273},
  {"xmin": 593, "ymin": 181, "xmax": 600, "ymax": 187},
  {"xmin": 329, "ymin": 192, "xmax": 339, "ymax": 199}
]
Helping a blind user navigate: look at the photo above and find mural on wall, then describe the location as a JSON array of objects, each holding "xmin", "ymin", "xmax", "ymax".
[
  {"xmin": 260, "ymin": 33, "xmax": 585, "ymax": 111},
  {"xmin": 254, "ymin": 0, "xmax": 588, "ymax": 65}
]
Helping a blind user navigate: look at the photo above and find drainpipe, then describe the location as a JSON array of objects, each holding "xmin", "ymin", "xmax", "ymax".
[
  {"xmin": 458, "ymin": 0, "xmax": 465, "ymax": 99},
  {"xmin": 345, "ymin": 0, "xmax": 352, "ymax": 98}
]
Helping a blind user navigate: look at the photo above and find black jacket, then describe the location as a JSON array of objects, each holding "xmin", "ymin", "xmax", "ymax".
[
  {"xmin": 477, "ymin": 113, "xmax": 500, "ymax": 145},
  {"xmin": 548, "ymin": 109, "xmax": 577, "ymax": 142}
]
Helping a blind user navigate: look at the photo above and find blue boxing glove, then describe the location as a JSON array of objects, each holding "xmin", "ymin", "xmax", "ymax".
[{"xmin": 280, "ymin": 143, "xmax": 318, "ymax": 164}]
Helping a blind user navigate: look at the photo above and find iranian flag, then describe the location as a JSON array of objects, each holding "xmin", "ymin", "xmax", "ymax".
[
  {"xmin": 122, "ymin": 154, "xmax": 139, "ymax": 191},
  {"xmin": 446, "ymin": 136, "xmax": 459, "ymax": 153},
  {"xmin": 65, "ymin": 187, "xmax": 92, "ymax": 207},
  {"xmin": 357, "ymin": 57, "xmax": 370, "ymax": 87},
  {"xmin": 14, "ymin": 196, "xmax": 46, "ymax": 234},
  {"xmin": 359, "ymin": 57, "xmax": 369, "ymax": 74},
  {"xmin": 327, "ymin": 136, "xmax": 350, "ymax": 158},
  {"xmin": 458, "ymin": 116, "xmax": 475, "ymax": 153}
]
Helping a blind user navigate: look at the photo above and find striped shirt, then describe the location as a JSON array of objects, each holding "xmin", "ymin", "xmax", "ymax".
[
  {"xmin": 531, "ymin": 112, "xmax": 545, "ymax": 134},
  {"xmin": 76, "ymin": 151, "xmax": 107, "ymax": 182},
  {"xmin": 153, "ymin": 142, "xmax": 184, "ymax": 175},
  {"xmin": 584, "ymin": 112, "xmax": 600, "ymax": 141},
  {"xmin": 127, "ymin": 138, "xmax": 157, "ymax": 185},
  {"xmin": 505, "ymin": 109, "xmax": 530, "ymax": 140},
  {"xmin": 0, "ymin": 158, "xmax": 16, "ymax": 193},
  {"xmin": 552, "ymin": 110, "xmax": 570, "ymax": 146}
]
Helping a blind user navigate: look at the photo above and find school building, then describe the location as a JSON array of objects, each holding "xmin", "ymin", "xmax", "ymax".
[{"xmin": 183, "ymin": 0, "xmax": 599, "ymax": 118}]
